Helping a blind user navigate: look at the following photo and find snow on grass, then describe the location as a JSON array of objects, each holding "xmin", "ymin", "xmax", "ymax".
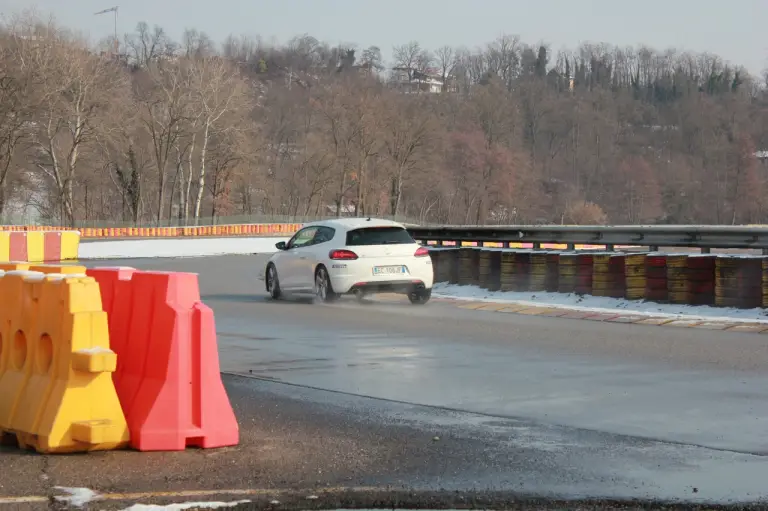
[
  {"xmin": 432, "ymin": 282, "xmax": 768, "ymax": 323},
  {"xmin": 78, "ymin": 237, "xmax": 288, "ymax": 259}
]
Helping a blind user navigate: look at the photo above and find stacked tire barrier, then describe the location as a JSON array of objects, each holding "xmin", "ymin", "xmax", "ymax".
[
  {"xmin": 715, "ymin": 257, "xmax": 763, "ymax": 309},
  {"xmin": 477, "ymin": 250, "xmax": 502, "ymax": 291},
  {"xmin": 431, "ymin": 247, "xmax": 768, "ymax": 310},
  {"xmin": 664, "ymin": 254, "xmax": 717, "ymax": 305},
  {"xmin": 624, "ymin": 253, "xmax": 647, "ymax": 300},
  {"xmin": 0, "ymin": 263, "xmax": 238, "ymax": 454},
  {"xmin": 0, "ymin": 231, "xmax": 79, "ymax": 262},
  {"xmin": 458, "ymin": 248, "xmax": 480, "ymax": 286},
  {"xmin": 558, "ymin": 253, "xmax": 593, "ymax": 295},
  {"xmin": 666, "ymin": 255, "xmax": 690, "ymax": 304},
  {"xmin": 501, "ymin": 252, "xmax": 531, "ymax": 291},
  {"xmin": 530, "ymin": 252, "xmax": 559, "ymax": 292},
  {"xmin": 644, "ymin": 254, "xmax": 669, "ymax": 301},
  {"xmin": 592, "ymin": 254, "xmax": 626, "ymax": 298},
  {"xmin": 764, "ymin": 259, "xmax": 768, "ymax": 308},
  {"xmin": 686, "ymin": 256, "xmax": 717, "ymax": 306}
]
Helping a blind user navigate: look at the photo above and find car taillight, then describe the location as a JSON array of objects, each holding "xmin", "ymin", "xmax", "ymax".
[
  {"xmin": 329, "ymin": 249, "xmax": 358, "ymax": 260},
  {"xmin": 414, "ymin": 247, "xmax": 429, "ymax": 257}
]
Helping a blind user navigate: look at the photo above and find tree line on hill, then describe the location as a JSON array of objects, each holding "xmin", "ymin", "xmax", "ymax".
[{"xmin": 0, "ymin": 10, "xmax": 766, "ymax": 227}]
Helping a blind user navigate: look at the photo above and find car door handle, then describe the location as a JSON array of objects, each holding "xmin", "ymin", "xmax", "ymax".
[{"xmin": 299, "ymin": 256, "xmax": 308, "ymax": 260}]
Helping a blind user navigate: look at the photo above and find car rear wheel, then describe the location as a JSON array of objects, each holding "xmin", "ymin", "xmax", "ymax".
[
  {"xmin": 408, "ymin": 288, "xmax": 431, "ymax": 305},
  {"xmin": 314, "ymin": 266, "xmax": 340, "ymax": 303},
  {"xmin": 266, "ymin": 264, "xmax": 281, "ymax": 300}
]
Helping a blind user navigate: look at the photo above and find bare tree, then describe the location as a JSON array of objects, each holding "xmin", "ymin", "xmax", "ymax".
[
  {"xmin": 0, "ymin": 36, "xmax": 35, "ymax": 217},
  {"xmin": 18, "ymin": 24, "xmax": 130, "ymax": 225},
  {"xmin": 382, "ymin": 96, "xmax": 436, "ymax": 216},
  {"xmin": 434, "ymin": 45, "xmax": 455, "ymax": 92},
  {"xmin": 392, "ymin": 41, "xmax": 426, "ymax": 81},
  {"xmin": 125, "ymin": 22, "xmax": 176, "ymax": 69},
  {"xmin": 137, "ymin": 60, "xmax": 191, "ymax": 224},
  {"xmin": 360, "ymin": 46, "xmax": 384, "ymax": 72},
  {"xmin": 186, "ymin": 56, "xmax": 250, "ymax": 223},
  {"xmin": 181, "ymin": 28, "xmax": 216, "ymax": 59}
]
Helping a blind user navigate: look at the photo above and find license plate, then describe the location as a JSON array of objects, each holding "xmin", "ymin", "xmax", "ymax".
[{"xmin": 373, "ymin": 265, "xmax": 407, "ymax": 275}]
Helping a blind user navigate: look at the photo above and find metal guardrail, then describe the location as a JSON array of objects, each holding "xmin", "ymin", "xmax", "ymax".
[{"xmin": 407, "ymin": 225, "xmax": 768, "ymax": 253}]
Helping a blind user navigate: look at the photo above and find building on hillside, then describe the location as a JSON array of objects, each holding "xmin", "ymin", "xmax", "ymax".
[{"xmin": 390, "ymin": 67, "xmax": 445, "ymax": 94}]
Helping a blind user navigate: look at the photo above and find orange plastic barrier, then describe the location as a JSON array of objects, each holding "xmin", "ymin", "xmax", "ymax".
[
  {"xmin": 85, "ymin": 267, "xmax": 239, "ymax": 451},
  {"xmin": 2, "ymin": 223, "xmax": 305, "ymax": 239}
]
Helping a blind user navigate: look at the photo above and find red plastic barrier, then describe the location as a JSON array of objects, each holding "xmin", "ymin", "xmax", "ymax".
[
  {"xmin": 43, "ymin": 232, "xmax": 62, "ymax": 261},
  {"xmin": 9, "ymin": 232, "xmax": 27, "ymax": 261},
  {"xmin": 86, "ymin": 267, "xmax": 239, "ymax": 451}
]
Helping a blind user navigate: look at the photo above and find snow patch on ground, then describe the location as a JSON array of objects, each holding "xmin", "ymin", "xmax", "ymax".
[
  {"xmin": 78, "ymin": 237, "xmax": 288, "ymax": 259},
  {"xmin": 433, "ymin": 283, "xmax": 768, "ymax": 323},
  {"xmin": 53, "ymin": 487, "xmax": 99, "ymax": 507},
  {"xmin": 122, "ymin": 500, "xmax": 250, "ymax": 511}
]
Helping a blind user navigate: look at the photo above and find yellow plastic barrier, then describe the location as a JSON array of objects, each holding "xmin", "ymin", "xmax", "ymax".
[
  {"xmin": 0, "ymin": 232, "xmax": 9, "ymax": 261},
  {"xmin": 0, "ymin": 271, "xmax": 129, "ymax": 453},
  {"xmin": 60, "ymin": 231, "xmax": 80, "ymax": 261},
  {"xmin": 26, "ymin": 232, "xmax": 44, "ymax": 262}
]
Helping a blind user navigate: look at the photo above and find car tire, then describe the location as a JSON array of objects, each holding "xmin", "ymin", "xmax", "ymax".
[
  {"xmin": 408, "ymin": 288, "xmax": 431, "ymax": 305},
  {"xmin": 314, "ymin": 265, "xmax": 340, "ymax": 303},
  {"xmin": 266, "ymin": 264, "xmax": 281, "ymax": 300}
]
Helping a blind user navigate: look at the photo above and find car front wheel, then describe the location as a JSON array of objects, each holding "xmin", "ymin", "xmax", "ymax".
[
  {"xmin": 408, "ymin": 288, "xmax": 431, "ymax": 305},
  {"xmin": 266, "ymin": 264, "xmax": 281, "ymax": 300}
]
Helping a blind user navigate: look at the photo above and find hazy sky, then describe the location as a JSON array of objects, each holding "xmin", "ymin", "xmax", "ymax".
[{"xmin": 2, "ymin": 0, "xmax": 765, "ymax": 76}]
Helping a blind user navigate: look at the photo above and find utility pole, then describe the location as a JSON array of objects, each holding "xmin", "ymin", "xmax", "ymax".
[{"xmin": 94, "ymin": 6, "xmax": 119, "ymax": 56}]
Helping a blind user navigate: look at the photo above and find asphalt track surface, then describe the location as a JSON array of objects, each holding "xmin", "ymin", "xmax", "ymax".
[{"xmin": 3, "ymin": 254, "xmax": 768, "ymax": 510}]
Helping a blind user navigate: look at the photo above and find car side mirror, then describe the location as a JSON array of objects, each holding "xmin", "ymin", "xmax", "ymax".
[{"xmin": 275, "ymin": 241, "xmax": 287, "ymax": 250}]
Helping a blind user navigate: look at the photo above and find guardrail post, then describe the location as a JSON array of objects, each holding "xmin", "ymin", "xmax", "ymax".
[
  {"xmin": 606, "ymin": 244, "xmax": 615, "ymax": 252},
  {"xmin": 701, "ymin": 247, "xmax": 711, "ymax": 254}
]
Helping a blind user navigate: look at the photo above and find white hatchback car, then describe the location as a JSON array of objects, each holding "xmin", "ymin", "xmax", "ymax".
[{"xmin": 265, "ymin": 218, "xmax": 434, "ymax": 304}]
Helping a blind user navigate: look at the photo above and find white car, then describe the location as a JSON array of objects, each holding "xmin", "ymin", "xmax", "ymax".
[{"xmin": 264, "ymin": 218, "xmax": 434, "ymax": 304}]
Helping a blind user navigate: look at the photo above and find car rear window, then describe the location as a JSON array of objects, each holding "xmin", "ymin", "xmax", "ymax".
[{"xmin": 345, "ymin": 227, "xmax": 414, "ymax": 246}]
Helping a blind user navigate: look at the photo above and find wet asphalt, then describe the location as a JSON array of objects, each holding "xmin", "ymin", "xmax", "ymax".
[{"xmin": 2, "ymin": 253, "xmax": 768, "ymax": 509}]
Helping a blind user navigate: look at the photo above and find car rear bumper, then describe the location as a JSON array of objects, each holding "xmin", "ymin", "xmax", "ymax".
[
  {"xmin": 348, "ymin": 280, "xmax": 430, "ymax": 295},
  {"xmin": 327, "ymin": 259, "xmax": 434, "ymax": 294}
]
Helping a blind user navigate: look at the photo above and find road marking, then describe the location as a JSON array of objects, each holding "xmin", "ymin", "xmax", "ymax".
[
  {"xmin": 0, "ymin": 486, "xmax": 381, "ymax": 506},
  {"xmin": 475, "ymin": 303, "xmax": 509, "ymax": 311},
  {"xmin": 0, "ymin": 496, "xmax": 48, "ymax": 504}
]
